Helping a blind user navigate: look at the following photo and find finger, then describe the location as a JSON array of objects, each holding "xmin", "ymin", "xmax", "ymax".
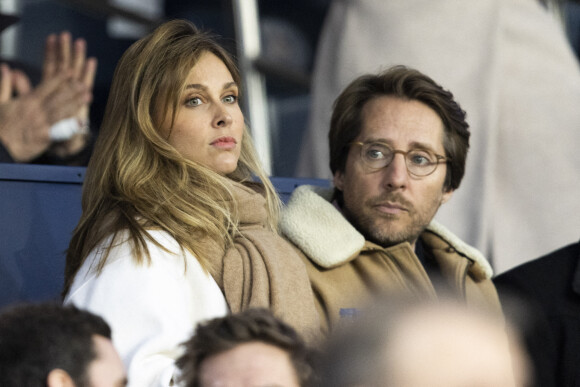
[
  {"xmin": 81, "ymin": 57, "xmax": 97, "ymax": 90},
  {"xmin": 76, "ymin": 105, "xmax": 89, "ymax": 123},
  {"xmin": 12, "ymin": 69, "xmax": 32, "ymax": 95},
  {"xmin": 42, "ymin": 33, "xmax": 58, "ymax": 81},
  {"xmin": 44, "ymin": 81, "xmax": 91, "ymax": 124},
  {"xmin": 58, "ymin": 31, "xmax": 72, "ymax": 73},
  {"xmin": 34, "ymin": 70, "xmax": 74, "ymax": 100},
  {"xmin": 0, "ymin": 64, "xmax": 13, "ymax": 102},
  {"xmin": 72, "ymin": 37, "xmax": 86, "ymax": 80}
]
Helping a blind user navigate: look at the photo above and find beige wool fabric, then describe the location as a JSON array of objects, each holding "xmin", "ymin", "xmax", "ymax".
[{"xmin": 204, "ymin": 181, "xmax": 321, "ymax": 342}]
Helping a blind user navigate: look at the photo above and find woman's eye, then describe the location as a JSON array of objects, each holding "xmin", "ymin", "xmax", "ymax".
[
  {"xmin": 223, "ymin": 95, "xmax": 238, "ymax": 104},
  {"xmin": 185, "ymin": 97, "xmax": 202, "ymax": 107}
]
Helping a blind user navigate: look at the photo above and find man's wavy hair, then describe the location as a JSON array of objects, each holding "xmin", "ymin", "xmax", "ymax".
[
  {"xmin": 63, "ymin": 20, "xmax": 280, "ymax": 296},
  {"xmin": 329, "ymin": 65, "xmax": 470, "ymax": 193},
  {"xmin": 177, "ymin": 308, "xmax": 315, "ymax": 386}
]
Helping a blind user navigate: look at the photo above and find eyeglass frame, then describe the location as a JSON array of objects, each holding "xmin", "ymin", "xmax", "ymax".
[{"xmin": 350, "ymin": 141, "xmax": 451, "ymax": 177}]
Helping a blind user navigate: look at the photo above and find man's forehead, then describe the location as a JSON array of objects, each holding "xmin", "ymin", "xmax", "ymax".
[{"xmin": 358, "ymin": 96, "xmax": 445, "ymax": 150}]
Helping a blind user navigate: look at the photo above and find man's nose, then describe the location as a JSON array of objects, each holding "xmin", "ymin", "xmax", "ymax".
[{"xmin": 381, "ymin": 153, "xmax": 409, "ymax": 189}]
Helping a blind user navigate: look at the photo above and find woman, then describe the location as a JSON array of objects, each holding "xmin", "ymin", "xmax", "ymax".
[{"xmin": 63, "ymin": 20, "xmax": 319, "ymax": 386}]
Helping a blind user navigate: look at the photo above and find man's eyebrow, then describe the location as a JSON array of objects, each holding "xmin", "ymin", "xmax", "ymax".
[
  {"xmin": 184, "ymin": 82, "xmax": 238, "ymax": 91},
  {"xmin": 408, "ymin": 141, "xmax": 438, "ymax": 152},
  {"xmin": 363, "ymin": 138, "xmax": 439, "ymax": 152}
]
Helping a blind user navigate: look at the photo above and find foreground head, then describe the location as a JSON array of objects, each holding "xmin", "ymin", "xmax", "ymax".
[
  {"xmin": 177, "ymin": 308, "xmax": 313, "ymax": 387},
  {"xmin": 0, "ymin": 303, "xmax": 126, "ymax": 387},
  {"xmin": 319, "ymin": 296, "xmax": 530, "ymax": 387},
  {"xmin": 329, "ymin": 66, "xmax": 470, "ymax": 248}
]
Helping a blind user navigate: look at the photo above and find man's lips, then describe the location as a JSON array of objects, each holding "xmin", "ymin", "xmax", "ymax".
[
  {"xmin": 373, "ymin": 202, "xmax": 408, "ymax": 215},
  {"xmin": 210, "ymin": 136, "xmax": 237, "ymax": 150}
]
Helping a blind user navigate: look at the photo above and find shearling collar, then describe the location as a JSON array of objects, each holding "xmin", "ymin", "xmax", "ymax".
[{"xmin": 280, "ymin": 185, "xmax": 493, "ymax": 279}]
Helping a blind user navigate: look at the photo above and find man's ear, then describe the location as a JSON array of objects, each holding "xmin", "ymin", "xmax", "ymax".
[
  {"xmin": 441, "ymin": 188, "xmax": 454, "ymax": 204},
  {"xmin": 333, "ymin": 170, "xmax": 345, "ymax": 191},
  {"xmin": 47, "ymin": 369, "xmax": 76, "ymax": 387}
]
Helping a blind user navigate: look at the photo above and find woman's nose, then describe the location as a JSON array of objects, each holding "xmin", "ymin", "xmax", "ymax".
[{"xmin": 213, "ymin": 104, "xmax": 233, "ymax": 128}]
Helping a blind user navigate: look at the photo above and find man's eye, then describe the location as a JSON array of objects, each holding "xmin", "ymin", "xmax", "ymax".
[
  {"xmin": 223, "ymin": 95, "xmax": 237, "ymax": 103},
  {"xmin": 364, "ymin": 143, "xmax": 392, "ymax": 160},
  {"xmin": 185, "ymin": 97, "xmax": 202, "ymax": 107},
  {"xmin": 409, "ymin": 151, "xmax": 433, "ymax": 165},
  {"xmin": 366, "ymin": 149, "xmax": 385, "ymax": 160}
]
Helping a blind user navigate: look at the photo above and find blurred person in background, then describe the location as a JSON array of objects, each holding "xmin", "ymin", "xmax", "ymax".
[
  {"xmin": 494, "ymin": 238, "xmax": 580, "ymax": 387},
  {"xmin": 0, "ymin": 13, "xmax": 96, "ymax": 165},
  {"xmin": 0, "ymin": 302, "xmax": 127, "ymax": 387},
  {"xmin": 318, "ymin": 294, "xmax": 531, "ymax": 387}
]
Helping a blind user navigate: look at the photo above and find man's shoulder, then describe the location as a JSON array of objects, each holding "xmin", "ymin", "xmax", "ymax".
[{"xmin": 422, "ymin": 220, "xmax": 493, "ymax": 280}]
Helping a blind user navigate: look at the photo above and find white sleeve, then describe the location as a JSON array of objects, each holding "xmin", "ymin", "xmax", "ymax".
[{"xmin": 65, "ymin": 230, "xmax": 228, "ymax": 387}]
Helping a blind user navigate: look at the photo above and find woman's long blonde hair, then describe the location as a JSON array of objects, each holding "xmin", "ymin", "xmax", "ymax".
[{"xmin": 63, "ymin": 20, "xmax": 280, "ymax": 296}]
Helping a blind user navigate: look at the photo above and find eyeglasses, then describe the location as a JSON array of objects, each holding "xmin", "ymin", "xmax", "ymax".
[{"xmin": 351, "ymin": 141, "xmax": 450, "ymax": 177}]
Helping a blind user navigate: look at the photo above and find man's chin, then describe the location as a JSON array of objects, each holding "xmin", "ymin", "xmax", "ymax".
[
  {"xmin": 364, "ymin": 222, "xmax": 422, "ymax": 248},
  {"xmin": 371, "ymin": 235, "xmax": 412, "ymax": 248},
  {"xmin": 349, "ymin": 212, "xmax": 415, "ymax": 246},
  {"xmin": 366, "ymin": 227, "xmax": 409, "ymax": 247}
]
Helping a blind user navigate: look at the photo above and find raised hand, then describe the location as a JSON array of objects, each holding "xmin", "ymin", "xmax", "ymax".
[
  {"xmin": 43, "ymin": 31, "xmax": 97, "ymax": 126},
  {"xmin": 0, "ymin": 63, "xmax": 91, "ymax": 162},
  {"xmin": 43, "ymin": 31, "xmax": 97, "ymax": 158}
]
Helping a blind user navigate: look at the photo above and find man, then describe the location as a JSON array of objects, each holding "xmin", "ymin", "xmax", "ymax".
[
  {"xmin": 0, "ymin": 302, "xmax": 127, "ymax": 387},
  {"xmin": 494, "ymin": 239, "xmax": 580, "ymax": 387},
  {"xmin": 176, "ymin": 308, "xmax": 315, "ymax": 387},
  {"xmin": 281, "ymin": 66, "xmax": 500, "ymax": 331},
  {"xmin": 318, "ymin": 295, "xmax": 530, "ymax": 387},
  {"xmin": 297, "ymin": 0, "xmax": 580, "ymax": 274}
]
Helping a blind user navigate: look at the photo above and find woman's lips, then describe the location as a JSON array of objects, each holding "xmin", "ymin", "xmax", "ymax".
[{"xmin": 211, "ymin": 136, "xmax": 237, "ymax": 150}]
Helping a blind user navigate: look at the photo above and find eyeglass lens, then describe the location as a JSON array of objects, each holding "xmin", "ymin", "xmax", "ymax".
[{"xmin": 360, "ymin": 142, "xmax": 440, "ymax": 176}]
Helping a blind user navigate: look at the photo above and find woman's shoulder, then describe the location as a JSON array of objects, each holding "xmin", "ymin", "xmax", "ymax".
[
  {"xmin": 95, "ymin": 229, "xmax": 187, "ymax": 263},
  {"xmin": 66, "ymin": 229, "xmax": 209, "ymax": 298}
]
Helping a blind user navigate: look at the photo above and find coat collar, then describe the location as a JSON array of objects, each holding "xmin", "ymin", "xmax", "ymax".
[{"xmin": 280, "ymin": 185, "xmax": 493, "ymax": 279}]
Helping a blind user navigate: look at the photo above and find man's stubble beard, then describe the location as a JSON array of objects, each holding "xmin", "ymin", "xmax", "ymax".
[{"xmin": 341, "ymin": 193, "xmax": 444, "ymax": 248}]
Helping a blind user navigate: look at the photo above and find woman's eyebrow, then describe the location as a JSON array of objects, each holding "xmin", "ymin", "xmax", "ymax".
[
  {"xmin": 184, "ymin": 83, "xmax": 206, "ymax": 91},
  {"xmin": 184, "ymin": 81, "xmax": 238, "ymax": 91}
]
